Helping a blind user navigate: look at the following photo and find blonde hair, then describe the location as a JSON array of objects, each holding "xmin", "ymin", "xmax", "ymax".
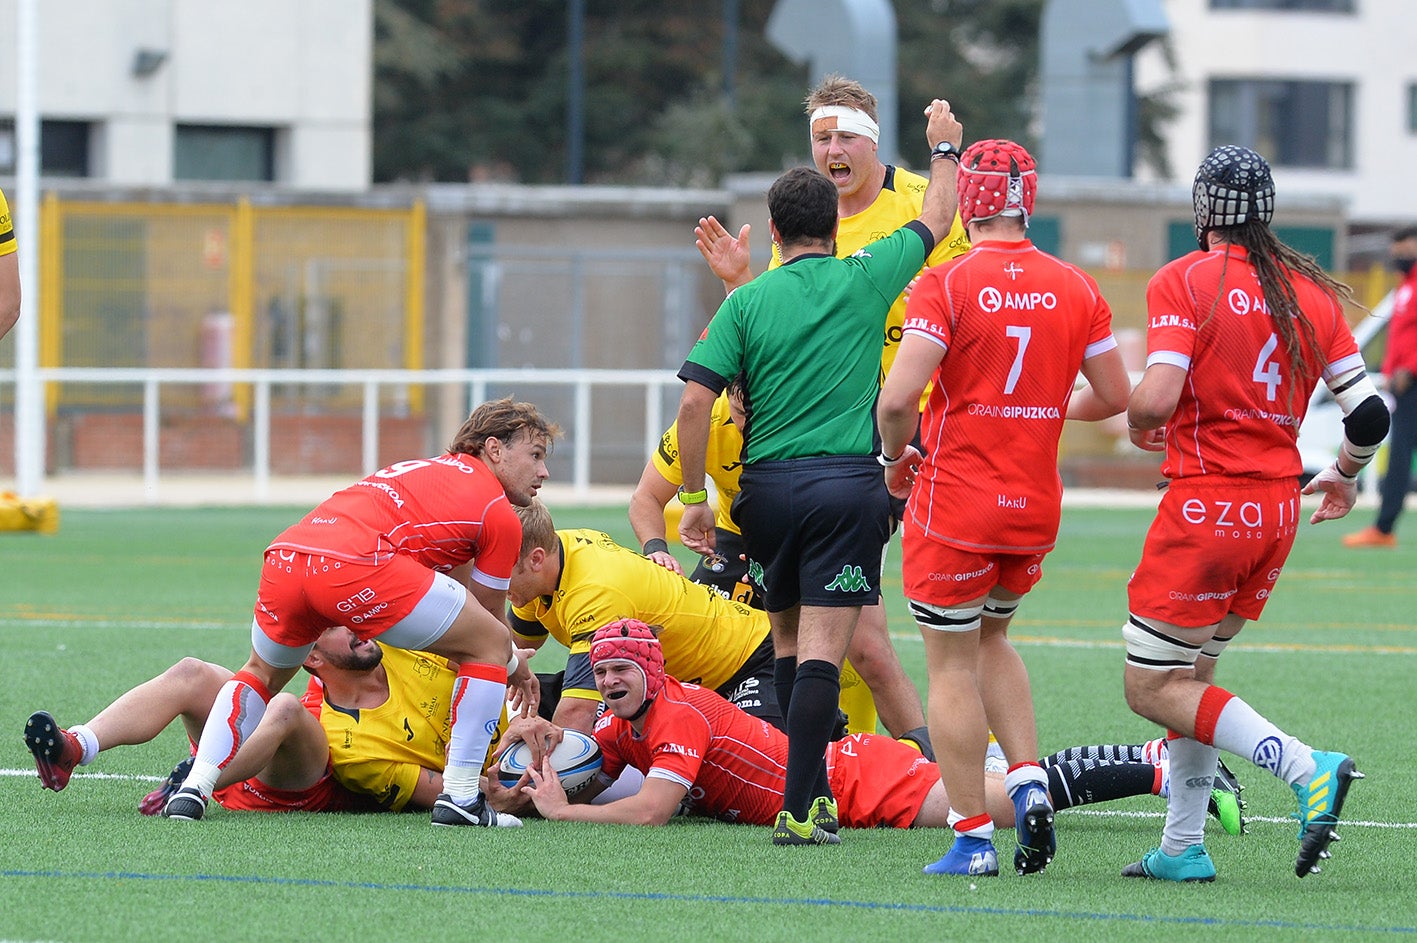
[
  {"xmin": 514, "ymin": 498, "xmax": 557, "ymax": 559},
  {"xmin": 804, "ymin": 74, "xmax": 878, "ymax": 121}
]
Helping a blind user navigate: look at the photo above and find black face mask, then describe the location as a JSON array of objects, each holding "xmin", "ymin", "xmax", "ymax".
[{"xmin": 1392, "ymin": 255, "xmax": 1417, "ymax": 277}]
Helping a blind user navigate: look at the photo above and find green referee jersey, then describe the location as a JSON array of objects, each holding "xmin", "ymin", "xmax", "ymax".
[{"xmin": 680, "ymin": 221, "xmax": 933, "ymax": 463}]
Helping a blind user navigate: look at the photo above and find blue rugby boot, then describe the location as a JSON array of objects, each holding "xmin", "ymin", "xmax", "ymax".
[
  {"xmin": 1293, "ymin": 751, "xmax": 1362, "ymax": 877},
  {"xmin": 923, "ymin": 835, "xmax": 1000, "ymax": 877},
  {"xmin": 1121, "ymin": 844, "xmax": 1217, "ymax": 883},
  {"xmin": 1010, "ymin": 783, "xmax": 1056, "ymax": 875}
]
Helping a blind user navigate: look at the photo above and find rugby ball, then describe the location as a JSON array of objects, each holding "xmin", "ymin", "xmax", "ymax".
[{"xmin": 497, "ymin": 729, "xmax": 602, "ymax": 796}]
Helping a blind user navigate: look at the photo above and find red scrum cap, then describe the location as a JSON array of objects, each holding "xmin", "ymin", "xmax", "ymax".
[
  {"xmin": 589, "ymin": 618, "xmax": 665, "ymax": 701},
  {"xmin": 958, "ymin": 139, "xmax": 1037, "ymax": 229}
]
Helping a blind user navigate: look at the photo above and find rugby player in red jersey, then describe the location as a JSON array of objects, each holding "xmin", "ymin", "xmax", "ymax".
[
  {"xmin": 521, "ymin": 620, "xmax": 1245, "ymax": 855},
  {"xmin": 878, "ymin": 140, "xmax": 1130, "ymax": 876},
  {"xmin": 156, "ymin": 398, "xmax": 558, "ymax": 829},
  {"xmin": 1120, "ymin": 146, "xmax": 1386, "ymax": 882}
]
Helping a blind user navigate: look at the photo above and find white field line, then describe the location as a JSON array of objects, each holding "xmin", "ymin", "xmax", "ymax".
[
  {"xmin": 4, "ymin": 613, "xmax": 1412, "ymax": 656},
  {"xmin": 1, "ymin": 768, "xmax": 1413, "ymax": 829},
  {"xmin": 888, "ymin": 632, "xmax": 1417, "ymax": 656},
  {"xmin": 6, "ymin": 620, "xmax": 1411, "ymax": 656}
]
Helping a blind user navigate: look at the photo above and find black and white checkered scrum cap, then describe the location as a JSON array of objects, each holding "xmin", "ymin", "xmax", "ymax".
[{"xmin": 1192, "ymin": 145, "xmax": 1275, "ymax": 248}]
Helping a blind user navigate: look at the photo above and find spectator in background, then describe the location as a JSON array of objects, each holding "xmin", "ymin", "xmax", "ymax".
[{"xmin": 1343, "ymin": 225, "xmax": 1417, "ymax": 548}]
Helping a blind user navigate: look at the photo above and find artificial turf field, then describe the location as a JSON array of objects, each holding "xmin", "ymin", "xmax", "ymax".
[{"xmin": 0, "ymin": 501, "xmax": 1413, "ymax": 941}]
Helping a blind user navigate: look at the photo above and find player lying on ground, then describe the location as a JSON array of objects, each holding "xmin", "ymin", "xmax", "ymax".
[
  {"xmin": 25, "ymin": 627, "xmax": 493, "ymax": 814},
  {"xmin": 518, "ymin": 620, "xmax": 1244, "ymax": 869}
]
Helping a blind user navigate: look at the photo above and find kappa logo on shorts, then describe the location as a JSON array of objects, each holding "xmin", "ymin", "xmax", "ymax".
[
  {"xmin": 825, "ymin": 565, "xmax": 871, "ymax": 593},
  {"xmin": 747, "ymin": 559, "xmax": 766, "ymax": 590}
]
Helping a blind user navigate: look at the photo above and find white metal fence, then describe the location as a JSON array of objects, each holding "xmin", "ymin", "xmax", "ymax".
[{"xmin": 1, "ymin": 366, "xmax": 684, "ymax": 504}]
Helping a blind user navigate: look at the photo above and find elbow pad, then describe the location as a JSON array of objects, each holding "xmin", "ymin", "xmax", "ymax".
[{"xmin": 1342, "ymin": 394, "xmax": 1390, "ymax": 448}]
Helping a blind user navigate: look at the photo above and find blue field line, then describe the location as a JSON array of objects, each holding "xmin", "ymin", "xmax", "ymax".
[{"xmin": 2, "ymin": 868, "xmax": 1413, "ymax": 933}]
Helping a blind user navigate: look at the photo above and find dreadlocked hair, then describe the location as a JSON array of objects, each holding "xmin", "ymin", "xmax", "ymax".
[{"xmin": 1212, "ymin": 219, "xmax": 1352, "ymax": 419}]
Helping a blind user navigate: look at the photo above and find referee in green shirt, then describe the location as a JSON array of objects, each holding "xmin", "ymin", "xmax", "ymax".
[{"xmin": 674, "ymin": 98, "xmax": 964, "ymax": 846}]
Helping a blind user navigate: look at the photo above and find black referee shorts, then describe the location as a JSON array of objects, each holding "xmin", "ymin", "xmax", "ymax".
[{"xmin": 735, "ymin": 455, "xmax": 890, "ymax": 612}]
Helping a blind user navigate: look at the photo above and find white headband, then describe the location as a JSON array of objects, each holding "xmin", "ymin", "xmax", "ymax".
[{"xmin": 809, "ymin": 106, "xmax": 879, "ymax": 143}]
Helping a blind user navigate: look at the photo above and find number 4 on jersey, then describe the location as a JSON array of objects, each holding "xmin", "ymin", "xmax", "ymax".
[{"xmin": 1252, "ymin": 333, "xmax": 1282, "ymax": 401}]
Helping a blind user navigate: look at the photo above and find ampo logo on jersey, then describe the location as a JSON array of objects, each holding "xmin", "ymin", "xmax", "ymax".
[
  {"xmin": 978, "ymin": 286, "xmax": 1057, "ymax": 313},
  {"xmin": 1228, "ymin": 288, "xmax": 1268, "ymax": 317}
]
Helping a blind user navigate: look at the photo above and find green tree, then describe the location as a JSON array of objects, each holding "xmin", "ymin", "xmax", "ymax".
[
  {"xmin": 896, "ymin": 0, "xmax": 1043, "ymax": 155},
  {"xmin": 372, "ymin": 0, "xmax": 1177, "ymax": 185}
]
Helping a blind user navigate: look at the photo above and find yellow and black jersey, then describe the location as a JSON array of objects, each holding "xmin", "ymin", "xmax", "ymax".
[
  {"xmin": 651, "ymin": 392, "xmax": 743, "ymax": 534},
  {"xmin": 318, "ymin": 645, "xmax": 504, "ymax": 811},
  {"xmin": 0, "ymin": 188, "xmax": 15, "ymax": 258},
  {"xmin": 511, "ymin": 529, "xmax": 769, "ymax": 702}
]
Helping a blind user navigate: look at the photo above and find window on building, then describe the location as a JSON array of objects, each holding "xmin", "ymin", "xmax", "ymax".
[
  {"xmin": 1409, "ymin": 83, "xmax": 1417, "ymax": 134},
  {"xmin": 174, "ymin": 124, "xmax": 276, "ymax": 182},
  {"xmin": 0, "ymin": 119, "xmax": 93, "ymax": 176},
  {"xmin": 1167, "ymin": 220, "xmax": 1336, "ymax": 267},
  {"xmin": 1209, "ymin": 79, "xmax": 1353, "ymax": 169},
  {"xmin": 1210, "ymin": 0, "xmax": 1354, "ymax": 11}
]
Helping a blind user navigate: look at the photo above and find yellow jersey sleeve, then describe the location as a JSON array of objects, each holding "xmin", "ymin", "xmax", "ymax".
[
  {"xmin": 0, "ymin": 188, "xmax": 16, "ymax": 258},
  {"xmin": 651, "ymin": 393, "xmax": 744, "ymax": 534}
]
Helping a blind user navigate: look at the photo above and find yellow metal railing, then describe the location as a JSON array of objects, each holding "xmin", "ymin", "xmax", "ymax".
[{"xmin": 38, "ymin": 195, "xmax": 426, "ymax": 418}]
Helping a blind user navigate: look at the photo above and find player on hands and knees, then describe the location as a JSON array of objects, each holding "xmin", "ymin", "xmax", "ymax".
[{"xmin": 156, "ymin": 398, "xmax": 557, "ymax": 830}]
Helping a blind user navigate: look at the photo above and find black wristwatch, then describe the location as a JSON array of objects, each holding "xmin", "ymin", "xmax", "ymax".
[{"xmin": 930, "ymin": 141, "xmax": 961, "ymax": 163}]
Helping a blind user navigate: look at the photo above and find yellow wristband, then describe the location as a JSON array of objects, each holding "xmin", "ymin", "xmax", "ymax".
[{"xmin": 677, "ymin": 486, "xmax": 708, "ymax": 505}]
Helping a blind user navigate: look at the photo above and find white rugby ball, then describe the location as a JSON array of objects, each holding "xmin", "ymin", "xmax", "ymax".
[{"xmin": 497, "ymin": 729, "xmax": 603, "ymax": 796}]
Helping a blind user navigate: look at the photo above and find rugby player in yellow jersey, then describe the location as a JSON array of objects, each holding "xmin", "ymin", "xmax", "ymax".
[
  {"xmin": 690, "ymin": 75, "xmax": 965, "ymax": 761},
  {"xmin": 0, "ymin": 186, "xmax": 20, "ymax": 340},
  {"xmin": 630, "ymin": 377, "xmax": 753, "ymax": 603},
  {"xmin": 508, "ymin": 498, "xmax": 782, "ymax": 738},
  {"xmin": 24, "ymin": 627, "xmax": 501, "ymax": 815}
]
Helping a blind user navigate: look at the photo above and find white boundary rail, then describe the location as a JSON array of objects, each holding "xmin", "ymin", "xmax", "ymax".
[{"xmin": 1, "ymin": 367, "xmax": 683, "ymax": 504}]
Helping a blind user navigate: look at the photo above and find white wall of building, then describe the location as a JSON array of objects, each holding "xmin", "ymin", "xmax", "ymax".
[
  {"xmin": 1135, "ymin": 0, "xmax": 1417, "ymax": 226},
  {"xmin": 0, "ymin": 0, "xmax": 370, "ymax": 189}
]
